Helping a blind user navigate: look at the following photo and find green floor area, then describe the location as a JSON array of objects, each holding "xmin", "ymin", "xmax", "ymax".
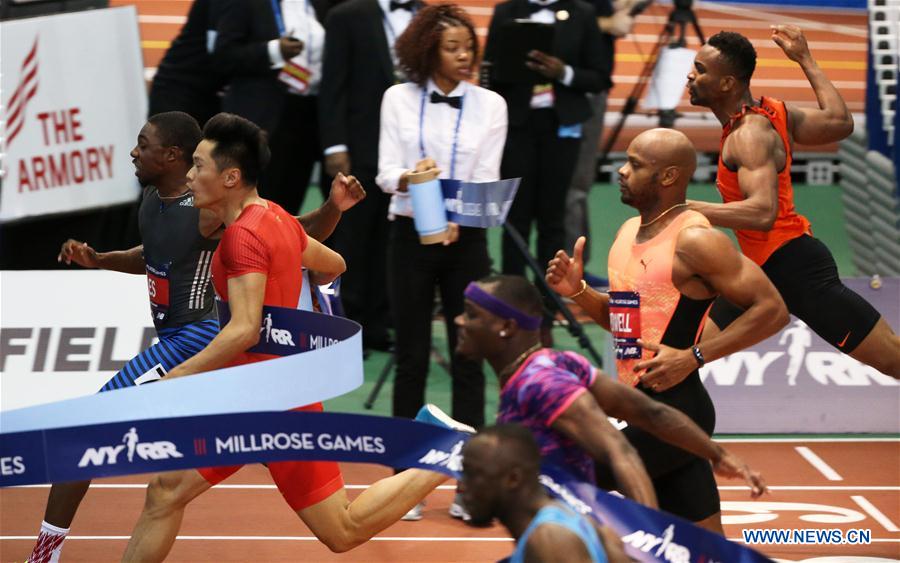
[{"xmin": 302, "ymin": 182, "xmax": 854, "ymax": 422}]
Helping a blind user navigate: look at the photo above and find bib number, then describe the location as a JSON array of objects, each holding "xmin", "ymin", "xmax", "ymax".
[
  {"xmin": 146, "ymin": 262, "xmax": 172, "ymax": 323},
  {"xmin": 609, "ymin": 291, "xmax": 641, "ymax": 360}
]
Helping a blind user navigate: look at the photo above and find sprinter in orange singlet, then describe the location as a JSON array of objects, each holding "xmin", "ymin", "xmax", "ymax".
[
  {"xmin": 546, "ymin": 128, "xmax": 787, "ymax": 533},
  {"xmin": 686, "ymin": 26, "xmax": 900, "ymax": 377}
]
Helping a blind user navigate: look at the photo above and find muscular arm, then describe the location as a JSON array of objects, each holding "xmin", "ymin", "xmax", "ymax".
[
  {"xmin": 595, "ymin": 364, "xmax": 768, "ymax": 496},
  {"xmin": 572, "ymin": 287, "xmax": 611, "ymax": 331},
  {"xmin": 96, "ymin": 246, "xmax": 146, "ymax": 274},
  {"xmin": 590, "ymin": 375, "xmax": 723, "ymax": 463},
  {"xmin": 166, "ymin": 272, "xmax": 266, "ymax": 378},
  {"xmin": 689, "ymin": 125, "xmax": 780, "ymax": 232},
  {"xmin": 524, "ymin": 525, "xmax": 595, "ymax": 563},
  {"xmin": 58, "ymin": 239, "xmax": 146, "ymax": 274},
  {"xmin": 295, "ymin": 173, "xmax": 366, "ymax": 241},
  {"xmin": 636, "ymin": 226, "xmax": 787, "ymax": 392},
  {"xmin": 296, "ymin": 199, "xmax": 342, "ymax": 242},
  {"xmin": 786, "ymin": 69, "xmax": 854, "ymax": 145},
  {"xmin": 594, "ymin": 523, "xmax": 633, "ymax": 563},
  {"xmin": 303, "ymin": 237, "xmax": 346, "ymax": 285},
  {"xmin": 552, "ymin": 394, "xmax": 658, "ymax": 508},
  {"xmin": 678, "ymin": 227, "xmax": 788, "ymax": 362},
  {"xmin": 772, "ymin": 24, "xmax": 853, "ymax": 144},
  {"xmin": 545, "ymin": 237, "xmax": 611, "ymax": 330}
]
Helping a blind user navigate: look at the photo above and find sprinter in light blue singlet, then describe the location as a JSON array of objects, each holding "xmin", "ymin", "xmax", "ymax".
[
  {"xmin": 461, "ymin": 425, "xmax": 626, "ymax": 563},
  {"xmin": 510, "ymin": 503, "xmax": 608, "ymax": 563}
]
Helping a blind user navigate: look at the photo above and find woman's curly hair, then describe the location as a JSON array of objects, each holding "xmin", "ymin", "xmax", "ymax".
[{"xmin": 394, "ymin": 4, "xmax": 479, "ymax": 86}]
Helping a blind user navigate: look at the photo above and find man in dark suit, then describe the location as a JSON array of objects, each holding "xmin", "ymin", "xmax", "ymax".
[
  {"xmin": 484, "ymin": 0, "xmax": 609, "ymax": 278},
  {"xmin": 318, "ymin": 0, "xmax": 420, "ymax": 351},
  {"xmin": 212, "ymin": 0, "xmax": 331, "ymax": 214},
  {"xmin": 149, "ymin": 0, "xmax": 224, "ymax": 127}
]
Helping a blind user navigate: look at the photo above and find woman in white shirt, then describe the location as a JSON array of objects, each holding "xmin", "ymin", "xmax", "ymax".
[{"xmin": 376, "ymin": 4, "xmax": 507, "ymax": 459}]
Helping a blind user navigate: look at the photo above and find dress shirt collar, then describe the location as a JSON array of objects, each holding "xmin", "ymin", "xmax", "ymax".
[{"xmin": 425, "ymin": 78, "xmax": 468, "ymax": 98}]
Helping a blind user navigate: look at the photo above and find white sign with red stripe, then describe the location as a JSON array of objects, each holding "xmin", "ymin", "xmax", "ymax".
[{"xmin": 0, "ymin": 6, "xmax": 146, "ymax": 222}]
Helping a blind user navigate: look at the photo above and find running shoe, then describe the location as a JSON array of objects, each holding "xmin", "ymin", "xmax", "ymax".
[
  {"xmin": 402, "ymin": 502, "xmax": 424, "ymax": 521},
  {"xmin": 414, "ymin": 404, "xmax": 475, "ymax": 434},
  {"xmin": 448, "ymin": 492, "xmax": 471, "ymax": 521}
]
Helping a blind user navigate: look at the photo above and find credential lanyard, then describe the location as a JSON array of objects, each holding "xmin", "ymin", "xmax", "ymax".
[
  {"xmin": 418, "ymin": 88, "xmax": 465, "ymax": 180},
  {"xmin": 270, "ymin": 0, "xmax": 286, "ymax": 35}
]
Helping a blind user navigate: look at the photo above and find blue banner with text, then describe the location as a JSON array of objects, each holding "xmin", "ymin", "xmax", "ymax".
[{"xmin": 441, "ymin": 178, "xmax": 520, "ymax": 228}]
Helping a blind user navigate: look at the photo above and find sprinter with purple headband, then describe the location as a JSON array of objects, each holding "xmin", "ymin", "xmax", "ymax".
[{"xmin": 456, "ymin": 275, "xmax": 767, "ymax": 515}]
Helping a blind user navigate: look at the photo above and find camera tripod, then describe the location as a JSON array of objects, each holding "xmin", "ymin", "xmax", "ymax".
[
  {"xmin": 363, "ymin": 222, "xmax": 604, "ymax": 410},
  {"xmin": 599, "ymin": 0, "xmax": 705, "ymax": 164}
]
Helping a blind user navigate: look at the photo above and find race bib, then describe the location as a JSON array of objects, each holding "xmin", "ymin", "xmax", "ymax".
[
  {"xmin": 146, "ymin": 262, "xmax": 172, "ymax": 323},
  {"xmin": 609, "ymin": 291, "xmax": 641, "ymax": 360}
]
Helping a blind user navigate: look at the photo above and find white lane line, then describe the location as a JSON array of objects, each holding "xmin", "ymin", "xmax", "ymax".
[
  {"xmin": 135, "ymin": 9, "xmax": 866, "ymax": 43},
  {"xmin": 719, "ymin": 486, "xmax": 900, "ymax": 491},
  {"xmin": 601, "ymin": 100, "xmax": 867, "ymax": 111},
  {"xmin": 852, "ymin": 495, "xmax": 900, "ymax": 532},
  {"xmin": 2, "ymin": 535, "xmax": 898, "ymax": 543},
  {"xmin": 730, "ymin": 537, "xmax": 900, "ymax": 543},
  {"xmin": 463, "ymin": 6, "xmax": 493, "ymax": 15},
  {"xmin": 633, "ymin": 15, "xmax": 865, "ymax": 35},
  {"xmin": 705, "ymin": 1, "xmax": 866, "ymax": 15},
  {"xmin": 698, "ymin": 2, "xmax": 867, "ymax": 37},
  {"xmin": 137, "ymin": 15, "xmax": 186, "ymax": 24},
  {"xmin": 610, "ymin": 75, "xmax": 866, "ymax": 89},
  {"xmin": 11, "ymin": 484, "xmax": 897, "ymax": 491},
  {"xmin": 0, "ymin": 535, "xmax": 513, "ymax": 542},
  {"xmin": 10, "ymin": 483, "xmax": 458, "ymax": 490},
  {"xmin": 717, "ymin": 437, "xmax": 899, "ymax": 443},
  {"xmin": 795, "ymin": 446, "xmax": 844, "ymax": 481},
  {"xmin": 628, "ymin": 33, "xmax": 866, "ymax": 51}
]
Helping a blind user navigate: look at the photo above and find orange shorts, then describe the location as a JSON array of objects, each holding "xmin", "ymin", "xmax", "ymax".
[{"xmin": 197, "ymin": 403, "xmax": 344, "ymax": 511}]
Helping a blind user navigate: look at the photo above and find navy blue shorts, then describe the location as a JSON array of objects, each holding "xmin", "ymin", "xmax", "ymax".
[
  {"xmin": 710, "ymin": 235, "xmax": 880, "ymax": 353},
  {"xmin": 98, "ymin": 319, "xmax": 219, "ymax": 392}
]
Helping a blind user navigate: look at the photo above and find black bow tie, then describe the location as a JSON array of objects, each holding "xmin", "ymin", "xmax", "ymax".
[
  {"xmin": 527, "ymin": 1, "xmax": 560, "ymax": 13},
  {"xmin": 389, "ymin": 0, "xmax": 414, "ymax": 11},
  {"xmin": 430, "ymin": 91, "xmax": 462, "ymax": 109}
]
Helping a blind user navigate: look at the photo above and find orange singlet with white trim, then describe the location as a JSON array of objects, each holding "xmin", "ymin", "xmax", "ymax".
[
  {"xmin": 607, "ymin": 210, "xmax": 715, "ymax": 387},
  {"xmin": 717, "ymin": 96, "xmax": 811, "ymax": 266}
]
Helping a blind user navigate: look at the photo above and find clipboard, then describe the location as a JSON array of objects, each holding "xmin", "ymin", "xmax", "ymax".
[{"xmin": 492, "ymin": 19, "xmax": 555, "ymax": 85}]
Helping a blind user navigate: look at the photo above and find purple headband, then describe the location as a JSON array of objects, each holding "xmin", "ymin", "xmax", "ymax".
[{"xmin": 464, "ymin": 282, "xmax": 542, "ymax": 331}]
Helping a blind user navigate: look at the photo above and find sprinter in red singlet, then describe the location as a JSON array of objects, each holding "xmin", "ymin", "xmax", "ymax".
[
  {"xmin": 122, "ymin": 114, "xmax": 464, "ymax": 562},
  {"xmin": 546, "ymin": 128, "xmax": 787, "ymax": 532},
  {"xmin": 687, "ymin": 26, "xmax": 900, "ymax": 377}
]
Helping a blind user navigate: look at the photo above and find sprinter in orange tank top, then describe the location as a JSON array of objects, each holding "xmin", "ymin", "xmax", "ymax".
[
  {"xmin": 686, "ymin": 26, "xmax": 900, "ymax": 377},
  {"xmin": 546, "ymin": 128, "xmax": 787, "ymax": 533}
]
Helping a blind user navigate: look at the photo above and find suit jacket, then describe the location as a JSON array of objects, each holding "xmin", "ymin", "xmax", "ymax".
[
  {"xmin": 152, "ymin": 0, "xmax": 224, "ymax": 95},
  {"xmin": 483, "ymin": 0, "xmax": 610, "ymax": 127},
  {"xmin": 318, "ymin": 0, "xmax": 421, "ymax": 175},
  {"xmin": 212, "ymin": 0, "xmax": 329, "ymax": 132}
]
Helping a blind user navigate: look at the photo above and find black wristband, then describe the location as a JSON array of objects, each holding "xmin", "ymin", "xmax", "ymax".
[{"xmin": 691, "ymin": 345, "xmax": 705, "ymax": 367}]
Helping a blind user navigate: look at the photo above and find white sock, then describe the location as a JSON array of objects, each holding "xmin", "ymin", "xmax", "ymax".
[{"xmin": 30, "ymin": 521, "xmax": 69, "ymax": 563}]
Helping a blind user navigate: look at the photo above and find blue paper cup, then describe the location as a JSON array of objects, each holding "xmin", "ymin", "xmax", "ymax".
[{"xmin": 408, "ymin": 169, "xmax": 449, "ymax": 244}]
